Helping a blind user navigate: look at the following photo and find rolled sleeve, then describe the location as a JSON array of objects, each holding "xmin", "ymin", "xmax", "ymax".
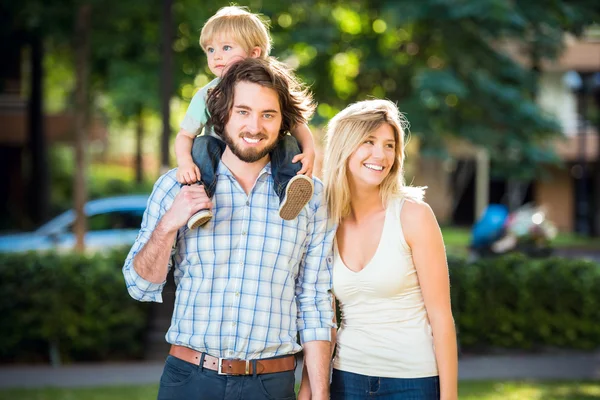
[
  {"xmin": 122, "ymin": 172, "xmax": 179, "ymax": 303},
  {"xmin": 296, "ymin": 180, "xmax": 337, "ymax": 344}
]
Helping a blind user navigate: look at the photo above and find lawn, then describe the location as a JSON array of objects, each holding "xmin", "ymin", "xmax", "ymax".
[
  {"xmin": 1, "ymin": 381, "xmax": 599, "ymax": 400},
  {"xmin": 440, "ymin": 226, "xmax": 600, "ymax": 251}
]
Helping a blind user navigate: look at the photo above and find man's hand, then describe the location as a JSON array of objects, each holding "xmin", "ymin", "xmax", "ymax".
[
  {"xmin": 176, "ymin": 159, "xmax": 201, "ymax": 185},
  {"xmin": 292, "ymin": 149, "xmax": 315, "ymax": 178},
  {"xmin": 162, "ymin": 184, "xmax": 212, "ymax": 232}
]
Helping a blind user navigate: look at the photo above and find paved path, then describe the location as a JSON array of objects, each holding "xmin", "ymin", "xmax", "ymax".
[{"xmin": 0, "ymin": 352, "xmax": 598, "ymax": 389}]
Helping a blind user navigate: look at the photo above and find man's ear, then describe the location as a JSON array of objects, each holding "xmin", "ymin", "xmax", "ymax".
[{"xmin": 249, "ymin": 46, "xmax": 262, "ymax": 59}]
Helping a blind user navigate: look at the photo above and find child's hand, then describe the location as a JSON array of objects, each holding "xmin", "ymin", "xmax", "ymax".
[
  {"xmin": 177, "ymin": 160, "xmax": 201, "ymax": 185},
  {"xmin": 292, "ymin": 149, "xmax": 315, "ymax": 178}
]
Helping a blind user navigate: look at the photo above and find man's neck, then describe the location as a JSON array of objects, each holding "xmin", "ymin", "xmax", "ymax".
[{"xmin": 221, "ymin": 147, "xmax": 270, "ymax": 194}]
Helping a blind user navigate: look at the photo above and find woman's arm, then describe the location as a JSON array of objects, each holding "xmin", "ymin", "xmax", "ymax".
[{"xmin": 402, "ymin": 200, "xmax": 458, "ymax": 400}]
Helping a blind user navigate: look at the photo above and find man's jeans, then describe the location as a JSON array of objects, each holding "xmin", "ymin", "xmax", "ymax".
[
  {"xmin": 157, "ymin": 355, "xmax": 296, "ymax": 400},
  {"xmin": 191, "ymin": 134, "xmax": 302, "ymax": 200}
]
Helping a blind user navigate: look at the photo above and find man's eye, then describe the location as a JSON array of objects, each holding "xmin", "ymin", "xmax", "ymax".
[
  {"xmin": 238, "ymin": 110, "xmax": 248, "ymax": 115},
  {"xmin": 263, "ymin": 114, "xmax": 273, "ymax": 119}
]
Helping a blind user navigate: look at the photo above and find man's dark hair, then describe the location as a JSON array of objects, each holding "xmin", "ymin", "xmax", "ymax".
[{"xmin": 207, "ymin": 57, "xmax": 315, "ymax": 138}]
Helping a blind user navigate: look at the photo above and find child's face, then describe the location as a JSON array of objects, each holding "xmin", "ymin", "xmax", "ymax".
[{"xmin": 205, "ymin": 35, "xmax": 261, "ymax": 78}]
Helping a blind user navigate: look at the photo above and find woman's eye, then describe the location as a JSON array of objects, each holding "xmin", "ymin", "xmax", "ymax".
[{"xmin": 224, "ymin": 45, "xmax": 232, "ymax": 51}]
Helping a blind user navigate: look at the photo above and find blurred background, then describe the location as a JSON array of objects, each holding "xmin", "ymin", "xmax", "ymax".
[{"xmin": 0, "ymin": 0, "xmax": 599, "ymax": 399}]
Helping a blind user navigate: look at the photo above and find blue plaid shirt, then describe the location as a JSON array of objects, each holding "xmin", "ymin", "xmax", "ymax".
[{"xmin": 123, "ymin": 162, "xmax": 336, "ymax": 360}]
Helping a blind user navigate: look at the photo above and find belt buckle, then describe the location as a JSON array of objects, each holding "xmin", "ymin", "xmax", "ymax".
[{"xmin": 217, "ymin": 358, "xmax": 251, "ymax": 375}]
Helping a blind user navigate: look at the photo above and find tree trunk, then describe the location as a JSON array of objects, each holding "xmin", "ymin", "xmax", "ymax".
[
  {"xmin": 593, "ymin": 87, "xmax": 600, "ymax": 237},
  {"xmin": 160, "ymin": 0, "xmax": 173, "ymax": 174},
  {"xmin": 413, "ymin": 156, "xmax": 452, "ymax": 225},
  {"xmin": 28, "ymin": 32, "xmax": 50, "ymax": 225},
  {"xmin": 73, "ymin": 4, "xmax": 91, "ymax": 253},
  {"xmin": 135, "ymin": 105, "xmax": 144, "ymax": 183}
]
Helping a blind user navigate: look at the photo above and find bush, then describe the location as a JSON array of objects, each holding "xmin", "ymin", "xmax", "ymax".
[
  {"xmin": 449, "ymin": 253, "xmax": 600, "ymax": 351},
  {"xmin": 0, "ymin": 249, "xmax": 150, "ymax": 363}
]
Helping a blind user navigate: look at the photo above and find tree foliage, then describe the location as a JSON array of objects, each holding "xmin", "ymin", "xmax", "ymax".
[{"xmin": 3, "ymin": 0, "xmax": 600, "ymax": 180}]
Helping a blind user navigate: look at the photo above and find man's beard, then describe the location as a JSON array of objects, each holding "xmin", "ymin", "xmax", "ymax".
[{"xmin": 222, "ymin": 131, "xmax": 280, "ymax": 163}]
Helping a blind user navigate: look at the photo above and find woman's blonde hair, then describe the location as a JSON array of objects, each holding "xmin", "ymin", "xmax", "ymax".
[
  {"xmin": 200, "ymin": 6, "xmax": 271, "ymax": 59},
  {"xmin": 323, "ymin": 99, "xmax": 425, "ymax": 223}
]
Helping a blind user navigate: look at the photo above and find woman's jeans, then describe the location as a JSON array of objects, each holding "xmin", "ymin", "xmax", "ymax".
[{"xmin": 331, "ymin": 369, "xmax": 440, "ymax": 400}]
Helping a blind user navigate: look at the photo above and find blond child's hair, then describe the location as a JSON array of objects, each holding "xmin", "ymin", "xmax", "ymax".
[
  {"xmin": 200, "ymin": 6, "xmax": 271, "ymax": 59},
  {"xmin": 322, "ymin": 99, "xmax": 425, "ymax": 224}
]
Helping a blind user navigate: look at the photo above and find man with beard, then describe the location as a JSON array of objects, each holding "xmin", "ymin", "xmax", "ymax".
[{"xmin": 123, "ymin": 58, "xmax": 335, "ymax": 400}]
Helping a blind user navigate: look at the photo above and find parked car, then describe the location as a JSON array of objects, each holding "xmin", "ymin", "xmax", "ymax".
[{"xmin": 0, "ymin": 195, "xmax": 149, "ymax": 254}]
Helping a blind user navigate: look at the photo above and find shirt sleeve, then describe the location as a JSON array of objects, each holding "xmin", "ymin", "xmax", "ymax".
[
  {"xmin": 122, "ymin": 172, "xmax": 179, "ymax": 303},
  {"xmin": 295, "ymin": 180, "xmax": 337, "ymax": 343},
  {"xmin": 180, "ymin": 86, "xmax": 209, "ymax": 135}
]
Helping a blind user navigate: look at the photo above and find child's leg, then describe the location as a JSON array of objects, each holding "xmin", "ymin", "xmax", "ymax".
[
  {"xmin": 187, "ymin": 135, "xmax": 225, "ymax": 229},
  {"xmin": 270, "ymin": 134, "xmax": 314, "ymax": 220}
]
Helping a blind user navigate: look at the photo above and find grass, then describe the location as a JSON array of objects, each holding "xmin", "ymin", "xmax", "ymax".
[
  {"xmin": 459, "ymin": 380, "xmax": 600, "ymax": 399},
  {"xmin": 1, "ymin": 381, "xmax": 599, "ymax": 400},
  {"xmin": 441, "ymin": 226, "xmax": 600, "ymax": 251}
]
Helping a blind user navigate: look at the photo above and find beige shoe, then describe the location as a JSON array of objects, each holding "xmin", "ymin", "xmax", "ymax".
[
  {"xmin": 279, "ymin": 175, "xmax": 314, "ymax": 220},
  {"xmin": 187, "ymin": 209, "xmax": 213, "ymax": 230}
]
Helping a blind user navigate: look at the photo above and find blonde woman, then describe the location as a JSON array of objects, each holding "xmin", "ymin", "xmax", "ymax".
[{"xmin": 321, "ymin": 99, "xmax": 457, "ymax": 399}]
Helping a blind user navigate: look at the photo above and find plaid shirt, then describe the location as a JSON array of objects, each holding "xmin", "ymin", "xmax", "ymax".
[{"xmin": 123, "ymin": 162, "xmax": 335, "ymax": 360}]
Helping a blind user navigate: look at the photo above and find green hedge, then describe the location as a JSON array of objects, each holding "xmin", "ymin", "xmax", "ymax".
[
  {"xmin": 1, "ymin": 250, "xmax": 598, "ymax": 364},
  {"xmin": 449, "ymin": 253, "xmax": 600, "ymax": 351},
  {"xmin": 0, "ymin": 249, "xmax": 150, "ymax": 364}
]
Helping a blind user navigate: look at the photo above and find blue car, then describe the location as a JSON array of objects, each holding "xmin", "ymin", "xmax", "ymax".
[{"xmin": 0, "ymin": 195, "xmax": 149, "ymax": 254}]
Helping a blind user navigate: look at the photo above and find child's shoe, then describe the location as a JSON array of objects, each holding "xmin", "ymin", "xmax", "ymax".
[
  {"xmin": 279, "ymin": 175, "xmax": 314, "ymax": 220},
  {"xmin": 187, "ymin": 209, "xmax": 213, "ymax": 229}
]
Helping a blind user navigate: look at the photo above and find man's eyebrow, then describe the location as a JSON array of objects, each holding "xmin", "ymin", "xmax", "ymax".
[{"xmin": 233, "ymin": 104, "xmax": 280, "ymax": 114}]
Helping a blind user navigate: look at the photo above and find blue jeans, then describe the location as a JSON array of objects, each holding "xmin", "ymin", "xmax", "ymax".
[
  {"xmin": 157, "ymin": 355, "xmax": 296, "ymax": 400},
  {"xmin": 191, "ymin": 134, "xmax": 301, "ymax": 200},
  {"xmin": 331, "ymin": 369, "xmax": 440, "ymax": 400}
]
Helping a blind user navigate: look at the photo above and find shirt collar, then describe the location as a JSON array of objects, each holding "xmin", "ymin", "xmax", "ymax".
[{"xmin": 217, "ymin": 160, "xmax": 272, "ymax": 179}]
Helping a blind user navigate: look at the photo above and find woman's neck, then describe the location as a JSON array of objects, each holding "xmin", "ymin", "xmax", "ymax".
[{"xmin": 348, "ymin": 186, "xmax": 384, "ymax": 223}]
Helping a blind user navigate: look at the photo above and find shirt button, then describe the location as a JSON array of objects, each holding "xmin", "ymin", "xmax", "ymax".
[
  {"xmin": 232, "ymin": 322, "xmax": 237, "ymax": 327},
  {"xmin": 242, "ymin": 231, "xmax": 247, "ymax": 236},
  {"xmin": 235, "ymin": 292, "xmax": 240, "ymax": 297},
  {"xmin": 239, "ymin": 262, "xmax": 243, "ymax": 267},
  {"xmin": 245, "ymin": 201, "xmax": 250, "ymax": 206}
]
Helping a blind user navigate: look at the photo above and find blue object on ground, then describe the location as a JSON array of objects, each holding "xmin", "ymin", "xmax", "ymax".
[{"xmin": 471, "ymin": 204, "xmax": 509, "ymax": 248}]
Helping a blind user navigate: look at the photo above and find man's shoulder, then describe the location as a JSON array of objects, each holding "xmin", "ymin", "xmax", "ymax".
[
  {"xmin": 312, "ymin": 176, "xmax": 325, "ymax": 196},
  {"xmin": 308, "ymin": 176, "xmax": 326, "ymax": 209},
  {"xmin": 151, "ymin": 169, "xmax": 181, "ymax": 198}
]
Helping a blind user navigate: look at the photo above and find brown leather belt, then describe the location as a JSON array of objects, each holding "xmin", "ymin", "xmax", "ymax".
[{"xmin": 169, "ymin": 345, "xmax": 296, "ymax": 375}]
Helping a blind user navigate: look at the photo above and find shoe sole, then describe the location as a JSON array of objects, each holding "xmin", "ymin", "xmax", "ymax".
[
  {"xmin": 187, "ymin": 209, "xmax": 213, "ymax": 230},
  {"xmin": 279, "ymin": 175, "xmax": 314, "ymax": 220}
]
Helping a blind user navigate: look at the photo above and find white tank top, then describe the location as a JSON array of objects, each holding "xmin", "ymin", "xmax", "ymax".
[{"xmin": 332, "ymin": 198, "xmax": 438, "ymax": 378}]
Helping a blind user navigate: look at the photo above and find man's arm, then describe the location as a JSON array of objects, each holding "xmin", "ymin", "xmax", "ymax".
[
  {"xmin": 295, "ymin": 182, "xmax": 336, "ymax": 400},
  {"xmin": 123, "ymin": 175, "xmax": 212, "ymax": 302}
]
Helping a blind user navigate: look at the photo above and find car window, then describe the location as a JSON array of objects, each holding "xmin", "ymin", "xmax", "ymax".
[{"xmin": 83, "ymin": 210, "xmax": 144, "ymax": 231}]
